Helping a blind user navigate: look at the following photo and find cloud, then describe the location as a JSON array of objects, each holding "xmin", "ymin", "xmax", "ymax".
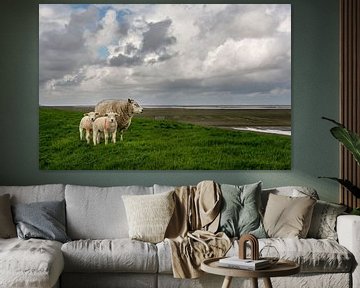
[
  {"xmin": 39, "ymin": 5, "xmax": 101, "ymax": 84},
  {"xmin": 39, "ymin": 4, "xmax": 291, "ymax": 106},
  {"xmin": 202, "ymin": 37, "xmax": 290, "ymax": 76},
  {"xmin": 107, "ymin": 18, "xmax": 177, "ymax": 67}
]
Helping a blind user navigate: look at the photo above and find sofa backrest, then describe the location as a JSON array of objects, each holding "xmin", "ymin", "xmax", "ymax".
[
  {"xmin": 65, "ymin": 184, "xmax": 154, "ymax": 240},
  {"xmin": 0, "ymin": 184, "xmax": 65, "ymax": 204},
  {"xmin": 261, "ymin": 186, "xmax": 319, "ymax": 212}
]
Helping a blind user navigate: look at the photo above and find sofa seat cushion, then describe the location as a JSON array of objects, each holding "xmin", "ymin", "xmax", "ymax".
[
  {"xmin": 230, "ymin": 238, "xmax": 353, "ymax": 273},
  {"xmin": 157, "ymin": 238, "xmax": 353, "ymax": 274},
  {"xmin": 62, "ymin": 239, "xmax": 158, "ymax": 273},
  {"xmin": 0, "ymin": 238, "xmax": 64, "ymax": 288}
]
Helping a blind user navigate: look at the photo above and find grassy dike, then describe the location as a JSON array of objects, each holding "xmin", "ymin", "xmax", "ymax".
[{"xmin": 39, "ymin": 108, "xmax": 291, "ymax": 170}]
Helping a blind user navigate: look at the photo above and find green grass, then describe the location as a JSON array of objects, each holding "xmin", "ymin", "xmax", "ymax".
[{"xmin": 39, "ymin": 108, "xmax": 291, "ymax": 170}]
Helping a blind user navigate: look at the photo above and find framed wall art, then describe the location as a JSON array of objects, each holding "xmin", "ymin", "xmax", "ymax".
[{"xmin": 39, "ymin": 4, "xmax": 291, "ymax": 170}]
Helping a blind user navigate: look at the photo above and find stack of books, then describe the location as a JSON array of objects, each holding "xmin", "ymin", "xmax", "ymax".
[{"xmin": 218, "ymin": 257, "xmax": 271, "ymax": 270}]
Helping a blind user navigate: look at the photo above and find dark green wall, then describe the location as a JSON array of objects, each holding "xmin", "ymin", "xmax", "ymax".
[{"xmin": 0, "ymin": 0, "xmax": 340, "ymax": 202}]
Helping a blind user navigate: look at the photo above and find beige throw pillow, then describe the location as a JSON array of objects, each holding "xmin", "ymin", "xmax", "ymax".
[
  {"xmin": 263, "ymin": 193, "xmax": 316, "ymax": 238},
  {"xmin": 122, "ymin": 191, "xmax": 175, "ymax": 243},
  {"xmin": 0, "ymin": 194, "xmax": 17, "ymax": 238}
]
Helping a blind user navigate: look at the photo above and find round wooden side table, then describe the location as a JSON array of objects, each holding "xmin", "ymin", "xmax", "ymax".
[{"xmin": 201, "ymin": 257, "xmax": 300, "ymax": 288}]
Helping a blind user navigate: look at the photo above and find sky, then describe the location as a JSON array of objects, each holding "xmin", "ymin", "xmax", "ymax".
[{"xmin": 39, "ymin": 4, "xmax": 291, "ymax": 106}]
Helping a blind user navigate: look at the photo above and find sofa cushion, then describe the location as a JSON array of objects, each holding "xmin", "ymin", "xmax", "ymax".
[
  {"xmin": 261, "ymin": 186, "xmax": 319, "ymax": 213},
  {"xmin": 0, "ymin": 194, "xmax": 16, "ymax": 238},
  {"xmin": 260, "ymin": 238, "xmax": 353, "ymax": 273},
  {"xmin": 307, "ymin": 200, "xmax": 347, "ymax": 240},
  {"xmin": 218, "ymin": 182, "xmax": 266, "ymax": 238},
  {"xmin": 263, "ymin": 194, "xmax": 316, "ymax": 238},
  {"xmin": 65, "ymin": 185, "xmax": 153, "ymax": 239},
  {"xmin": 0, "ymin": 184, "xmax": 65, "ymax": 204},
  {"xmin": 122, "ymin": 191, "xmax": 175, "ymax": 243},
  {"xmin": 0, "ymin": 238, "xmax": 64, "ymax": 288},
  {"xmin": 61, "ymin": 239, "xmax": 158, "ymax": 273},
  {"xmin": 12, "ymin": 200, "xmax": 70, "ymax": 243},
  {"xmin": 158, "ymin": 237, "xmax": 353, "ymax": 275}
]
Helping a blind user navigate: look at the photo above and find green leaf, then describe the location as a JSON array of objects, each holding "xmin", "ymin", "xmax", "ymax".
[
  {"xmin": 330, "ymin": 127, "xmax": 360, "ymax": 165},
  {"xmin": 319, "ymin": 176, "xmax": 360, "ymax": 198},
  {"xmin": 322, "ymin": 117, "xmax": 360, "ymax": 165}
]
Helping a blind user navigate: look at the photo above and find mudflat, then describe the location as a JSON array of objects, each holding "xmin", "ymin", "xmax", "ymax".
[{"xmin": 138, "ymin": 108, "xmax": 291, "ymax": 128}]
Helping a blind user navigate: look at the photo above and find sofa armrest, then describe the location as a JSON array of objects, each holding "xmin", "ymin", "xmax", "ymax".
[{"xmin": 337, "ymin": 215, "xmax": 360, "ymax": 288}]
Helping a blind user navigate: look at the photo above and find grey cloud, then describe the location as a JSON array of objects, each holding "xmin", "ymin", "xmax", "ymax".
[
  {"xmin": 195, "ymin": 4, "xmax": 280, "ymax": 45},
  {"xmin": 39, "ymin": 6, "xmax": 99, "ymax": 84},
  {"xmin": 142, "ymin": 19, "xmax": 177, "ymax": 53},
  {"xmin": 109, "ymin": 54, "xmax": 142, "ymax": 66},
  {"xmin": 143, "ymin": 73, "xmax": 289, "ymax": 100},
  {"xmin": 108, "ymin": 18, "xmax": 177, "ymax": 67}
]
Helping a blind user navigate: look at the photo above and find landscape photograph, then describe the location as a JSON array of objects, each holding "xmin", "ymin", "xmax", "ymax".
[{"xmin": 39, "ymin": 4, "xmax": 291, "ymax": 170}]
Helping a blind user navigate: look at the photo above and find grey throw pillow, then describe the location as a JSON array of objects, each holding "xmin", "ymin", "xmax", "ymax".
[
  {"xmin": 307, "ymin": 200, "xmax": 347, "ymax": 240},
  {"xmin": 0, "ymin": 194, "xmax": 16, "ymax": 238},
  {"xmin": 218, "ymin": 182, "xmax": 266, "ymax": 238},
  {"xmin": 12, "ymin": 200, "xmax": 70, "ymax": 243}
]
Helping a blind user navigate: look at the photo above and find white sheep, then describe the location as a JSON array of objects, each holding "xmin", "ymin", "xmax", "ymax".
[
  {"xmin": 79, "ymin": 112, "xmax": 99, "ymax": 144},
  {"xmin": 95, "ymin": 99, "xmax": 143, "ymax": 141},
  {"xmin": 92, "ymin": 112, "xmax": 119, "ymax": 146}
]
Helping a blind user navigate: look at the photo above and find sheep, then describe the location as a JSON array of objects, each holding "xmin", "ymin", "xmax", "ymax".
[
  {"xmin": 95, "ymin": 99, "xmax": 143, "ymax": 141},
  {"xmin": 79, "ymin": 112, "xmax": 99, "ymax": 144},
  {"xmin": 92, "ymin": 112, "xmax": 119, "ymax": 146}
]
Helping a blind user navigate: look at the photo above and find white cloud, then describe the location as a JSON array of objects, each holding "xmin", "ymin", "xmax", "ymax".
[{"xmin": 203, "ymin": 37, "xmax": 289, "ymax": 76}]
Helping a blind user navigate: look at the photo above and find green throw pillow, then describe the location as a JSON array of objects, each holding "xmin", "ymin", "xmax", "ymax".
[{"xmin": 218, "ymin": 182, "xmax": 266, "ymax": 238}]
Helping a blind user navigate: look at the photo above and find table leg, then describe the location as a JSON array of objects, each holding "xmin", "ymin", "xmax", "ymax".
[
  {"xmin": 251, "ymin": 278, "xmax": 258, "ymax": 288},
  {"xmin": 263, "ymin": 277, "xmax": 273, "ymax": 288},
  {"xmin": 222, "ymin": 276, "xmax": 233, "ymax": 288}
]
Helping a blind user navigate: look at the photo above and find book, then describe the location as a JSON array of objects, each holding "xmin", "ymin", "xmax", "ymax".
[{"xmin": 218, "ymin": 257, "xmax": 271, "ymax": 270}]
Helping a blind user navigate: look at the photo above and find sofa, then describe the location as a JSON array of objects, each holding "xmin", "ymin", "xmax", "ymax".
[{"xmin": 0, "ymin": 183, "xmax": 359, "ymax": 288}]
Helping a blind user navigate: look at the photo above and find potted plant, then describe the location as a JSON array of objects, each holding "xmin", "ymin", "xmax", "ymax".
[{"xmin": 320, "ymin": 117, "xmax": 360, "ymax": 215}]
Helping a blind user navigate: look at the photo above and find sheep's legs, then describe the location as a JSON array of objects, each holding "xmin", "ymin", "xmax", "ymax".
[
  {"xmin": 93, "ymin": 131, "xmax": 98, "ymax": 146},
  {"xmin": 85, "ymin": 130, "xmax": 91, "ymax": 144},
  {"xmin": 104, "ymin": 132, "xmax": 109, "ymax": 145},
  {"xmin": 112, "ymin": 131, "xmax": 117, "ymax": 144},
  {"xmin": 79, "ymin": 127, "xmax": 83, "ymax": 140}
]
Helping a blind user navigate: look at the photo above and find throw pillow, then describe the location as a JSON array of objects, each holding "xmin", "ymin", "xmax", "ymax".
[
  {"xmin": 307, "ymin": 200, "xmax": 347, "ymax": 240},
  {"xmin": 218, "ymin": 182, "xmax": 266, "ymax": 238},
  {"xmin": 12, "ymin": 200, "xmax": 70, "ymax": 243},
  {"xmin": 263, "ymin": 193, "xmax": 316, "ymax": 238},
  {"xmin": 122, "ymin": 191, "xmax": 175, "ymax": 243},
  {"xmin": 0, "ymin": 194, "xmax": 16, "ymax": 238}
]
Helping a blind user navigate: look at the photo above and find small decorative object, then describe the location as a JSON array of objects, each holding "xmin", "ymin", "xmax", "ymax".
[
  {"xmin": 259, "ymin": 245, "xmax": 280, "ymax": 265},
  {"xmin": 238, "ymin": 234, "xmax": 259, "ymax": 260}
]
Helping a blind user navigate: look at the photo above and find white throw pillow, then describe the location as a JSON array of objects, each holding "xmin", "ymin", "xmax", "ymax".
[{"xmin": 122, "ymin": 191, "xmax": 175, "ymax": 243}]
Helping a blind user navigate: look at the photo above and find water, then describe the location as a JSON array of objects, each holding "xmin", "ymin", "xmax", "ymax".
[{"xmin": 232, "ymin": 127, "xmax": 291, "ymax": 136}]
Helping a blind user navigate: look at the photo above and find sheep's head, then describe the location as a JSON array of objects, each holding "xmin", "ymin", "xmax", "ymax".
[
  {"xmin": 105, "ymin": 112, "xmax": 119, "ymax": 123},
  {"xmin": 128, "ymin": 98, "xmax": 143, "ymax": 114},
  {"xmin": 85, "ymin": 112, "xmax": 99, "ymax": 122}
]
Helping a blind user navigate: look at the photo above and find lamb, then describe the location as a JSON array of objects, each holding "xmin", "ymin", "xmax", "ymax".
[
  {"xmin": 95, "ymin": 99, "xmax": 143, "ymax": 141},
  {"xmin": 79, "ymin": 112, "xmax": 99, "ymax": 144},
  {"xmin": 92, "ymin": 112, "xmax": 119, "ymax": 146}
]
